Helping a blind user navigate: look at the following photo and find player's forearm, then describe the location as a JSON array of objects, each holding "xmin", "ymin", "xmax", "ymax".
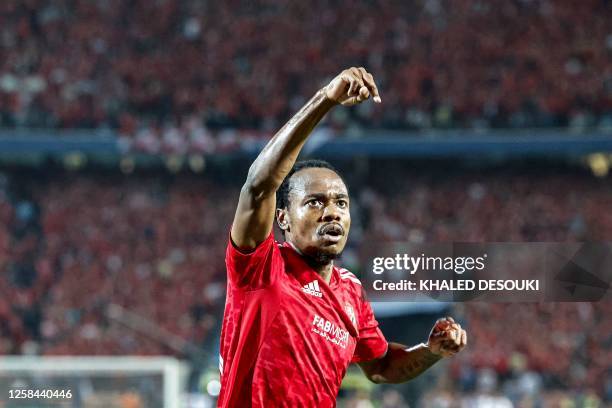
[
  {"xmin": 364, "ymin": 342, "xmax": 442, "ymax": 384},
  {"xmin": 244, "ymin": 89, "xmax": 336, "ymax": 197}
]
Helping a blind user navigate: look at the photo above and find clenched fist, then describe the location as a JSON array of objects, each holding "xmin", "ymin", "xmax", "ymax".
[
  {"xmin": 427, "ymin": 317, "xmax": 467, "ymax": 358},
  {"xmin": 324, "ymin": 67, "xmax": 381, "ymax": 106}
]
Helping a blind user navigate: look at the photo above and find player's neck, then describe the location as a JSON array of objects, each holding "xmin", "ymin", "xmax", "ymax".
[
  {"xmin": 286, "ymin": 240, "xmax": 334, "ymax": 284},
  {"xmin": 302, "ymin": 250, "xmax": 335, "ymax": 284},
  {"xmin": 310, "ymin": 263, "xmax": 333, "ymax": 284}
]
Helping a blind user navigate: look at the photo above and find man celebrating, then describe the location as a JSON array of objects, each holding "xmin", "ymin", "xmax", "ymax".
[{"xmin": 219, "ymin": 67, "xmax": 467, "ymax": 407}]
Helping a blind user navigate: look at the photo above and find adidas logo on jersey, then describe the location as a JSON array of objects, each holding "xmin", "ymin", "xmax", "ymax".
[{"xmin": 302, "ymin": 280, "xmax": 323, "ymax": 297}]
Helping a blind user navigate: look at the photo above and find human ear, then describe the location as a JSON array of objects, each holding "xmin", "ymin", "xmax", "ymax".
[{"xmin": 276, "ymin": 208, "xmax": 290, "ymax": 232}]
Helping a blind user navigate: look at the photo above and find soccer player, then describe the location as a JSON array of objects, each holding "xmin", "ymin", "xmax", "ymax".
[{"xmin": 219, "ymin": 67, "xmax": 467, "ymax": 407}]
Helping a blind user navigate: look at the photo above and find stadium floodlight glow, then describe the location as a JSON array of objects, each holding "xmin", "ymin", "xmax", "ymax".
[
  {"xmin": 119, "ymin": 156, "xmax": 135, "ymax": 174},
  {"xmin": 587, "ymin": 153, "xmax": 609, "ymax": 177},
  {"xmin": 188, "ymin": 154, "xmax": 206, "ymax": 173},
  {"xmin": 165, "ymin": 155, "xmax": 184, "ymax": 173},
  {"xmin": 63, "ymin": 152, "xmax": 86, "ymax": 170}
]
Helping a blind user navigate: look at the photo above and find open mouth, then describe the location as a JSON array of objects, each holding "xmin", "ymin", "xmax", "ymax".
[{"xmin": 318, "ymin": 223, "xmax": 344, "ymax": 241}]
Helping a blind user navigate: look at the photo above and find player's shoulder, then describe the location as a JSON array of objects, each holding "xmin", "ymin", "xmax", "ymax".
[
  {"xmin": 336, "ymin": 266, "xmax": 362, "ymax": 287},
  {"xmin": 336, "ymin": 267, "xmax": 369, "ymax": 304}
]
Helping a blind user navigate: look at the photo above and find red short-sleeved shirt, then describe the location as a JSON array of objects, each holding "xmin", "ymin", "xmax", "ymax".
[{"xmin": 218, "ymin": 231, "xmax": 388, "ymax": 407}]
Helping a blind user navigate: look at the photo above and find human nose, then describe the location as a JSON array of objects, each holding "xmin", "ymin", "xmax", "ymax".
[{"xmin": 322, "ymin": 204, "xmax": 341, "ymax": 221}]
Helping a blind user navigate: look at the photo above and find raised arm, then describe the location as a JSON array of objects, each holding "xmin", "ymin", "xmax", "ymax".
[
  {"xmin": 359, "ymin": 317, "xmax": 467, "ymax": 384},
  {"xmin": 231, "ymin": 67, "xmax": 381, "ymax": 250}
]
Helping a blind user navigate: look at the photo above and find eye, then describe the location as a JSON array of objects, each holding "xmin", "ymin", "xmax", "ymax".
[
  {"xmin": 337, "ymin": 200, "xmax": 348, "ymax": 208},
  {"xmin": 307, "ymin": 199, "xmax": 322, "ymax": 207}
]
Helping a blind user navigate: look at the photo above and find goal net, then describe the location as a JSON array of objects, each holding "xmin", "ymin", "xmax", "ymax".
[{"xmin": 0, "ymin": 356, "xmax": 189, "ymax": 408}]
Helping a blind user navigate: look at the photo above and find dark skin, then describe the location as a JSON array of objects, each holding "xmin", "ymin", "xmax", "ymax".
[
  {"xmin": 231, "ymin": 67, "xmax": 467, "ymax": 384},
  {"xmin": 276, "ymin": 167, "xmax": 350, "ymax": 283}
]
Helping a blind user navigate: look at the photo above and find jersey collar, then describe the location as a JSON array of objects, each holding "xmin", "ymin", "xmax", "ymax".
[{"xmin": 281, "ymin": 240, "xmax": 339, "ymax": 288}]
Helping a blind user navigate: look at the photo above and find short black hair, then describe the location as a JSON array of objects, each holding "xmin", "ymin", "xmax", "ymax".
[{"xmin": 276, "ymin": 159, "xmax": 345, "ymax": 210}]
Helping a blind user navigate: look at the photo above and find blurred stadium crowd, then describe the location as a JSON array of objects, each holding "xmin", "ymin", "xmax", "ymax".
[
  {"xmin": 1, "ymin": 0, "xmax": 611, "ymax": 405},
  {"xmin": 1, "ymin": 167, "xmax": 610, "ymax": 405},
  {"xmin": 1, "ymin": 0, "xmax": 612, "ymax": 137}
]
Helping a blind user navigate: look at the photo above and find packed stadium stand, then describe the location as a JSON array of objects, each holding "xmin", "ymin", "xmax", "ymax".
[
  {"xmin": 1, "ymin": 0, "xmax": 611, "ymax": 406},
  {"xmin": 1, "ymin": 164, "xmax": 610, "ymax": 405},
  {"xmin": 1, "ymin": 0, "xmax": 612, "ymax": 132}
]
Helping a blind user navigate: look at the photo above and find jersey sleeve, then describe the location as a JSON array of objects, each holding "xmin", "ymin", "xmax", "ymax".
[
  {"xmin": 351, "ymin": 290, "xmax": 388, "ymax": 363},
  {"xmin": 225, "ymin": 229, "xmax": 281, "ymax": 290}
]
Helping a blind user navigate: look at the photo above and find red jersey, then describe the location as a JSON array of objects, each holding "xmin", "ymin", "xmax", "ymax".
[{"xmin": 218, "ymin": 231, "xmax": 388, "ymax": 407}]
